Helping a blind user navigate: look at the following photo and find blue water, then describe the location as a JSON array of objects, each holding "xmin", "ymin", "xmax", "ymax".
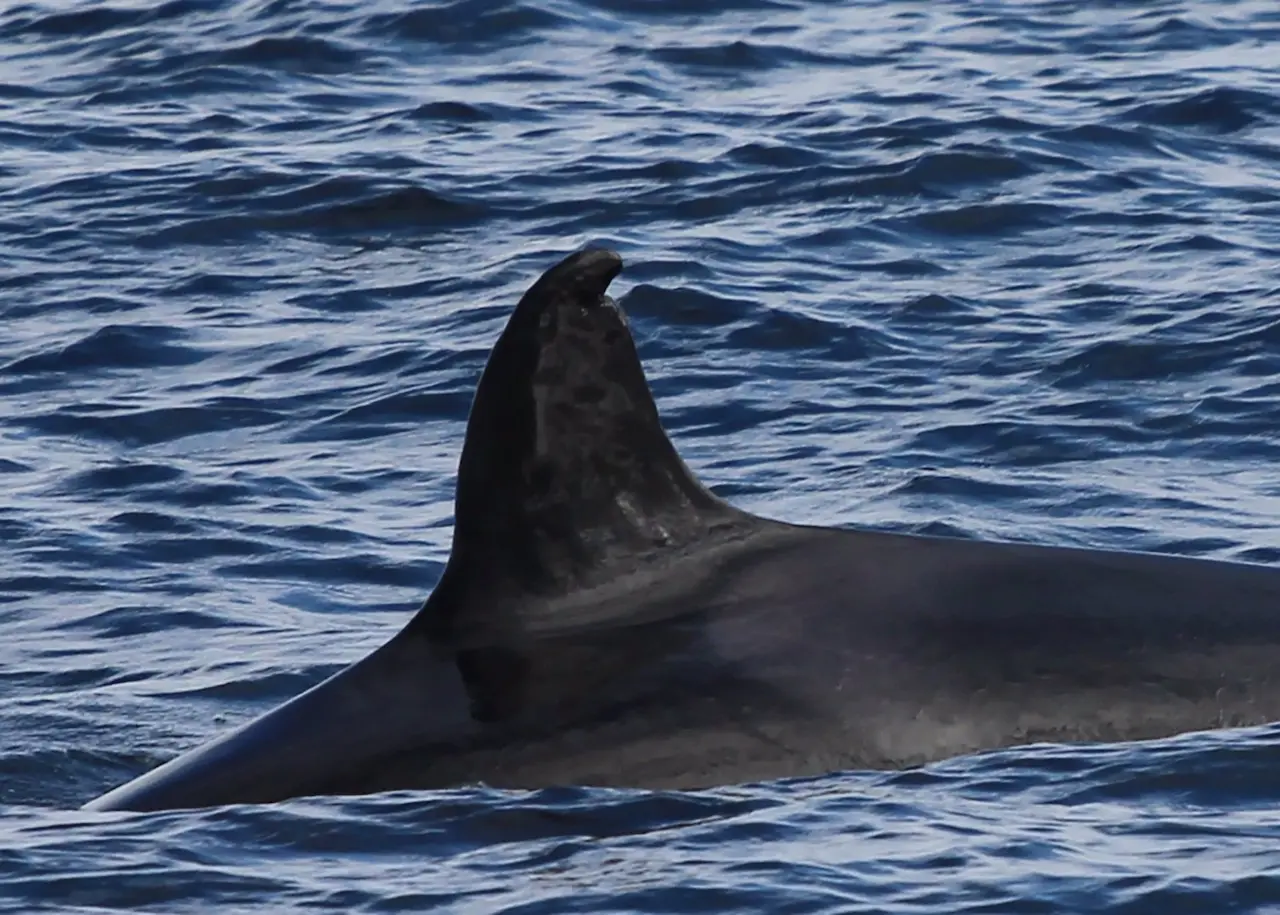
[{"xmin": 3, "ymin": 0, "xmax": 1280, "ymax": 910}]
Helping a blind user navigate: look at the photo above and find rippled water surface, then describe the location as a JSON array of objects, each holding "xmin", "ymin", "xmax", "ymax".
[{"xmin": 4, "ymin": 0, "xmax": 1280, "ymax": 911}]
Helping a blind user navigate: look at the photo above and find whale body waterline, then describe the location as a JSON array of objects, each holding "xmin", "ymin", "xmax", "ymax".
[{"xmin": 85, "ymin": 248, "xmax": 1280, "ymax": 813}]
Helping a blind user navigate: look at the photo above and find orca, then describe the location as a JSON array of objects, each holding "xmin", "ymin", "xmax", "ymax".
[{"xmin": 85, "ymin": 248, "xmax": 1280, "ymax": 813}]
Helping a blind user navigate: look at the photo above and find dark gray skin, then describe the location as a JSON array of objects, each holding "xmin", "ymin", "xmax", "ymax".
[{"xmin": 85, "ymin": 248, "xmax": 1280, "ymax": 813}]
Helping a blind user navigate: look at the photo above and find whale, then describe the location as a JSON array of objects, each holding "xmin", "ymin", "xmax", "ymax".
[{"xmin": 85, "ymin": 247, "xmax": 1280, "ymax": 813}]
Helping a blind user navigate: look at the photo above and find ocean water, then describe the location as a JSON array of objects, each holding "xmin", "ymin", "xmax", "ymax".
[{"xmin": 3, "ymin": 0, "xmax": 1280, "ymax": 911}]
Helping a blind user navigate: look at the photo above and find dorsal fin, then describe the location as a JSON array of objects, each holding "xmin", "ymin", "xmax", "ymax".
[{"xmin": 415, "ymin": 248, "xmax": 750, "ymax": 645}]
